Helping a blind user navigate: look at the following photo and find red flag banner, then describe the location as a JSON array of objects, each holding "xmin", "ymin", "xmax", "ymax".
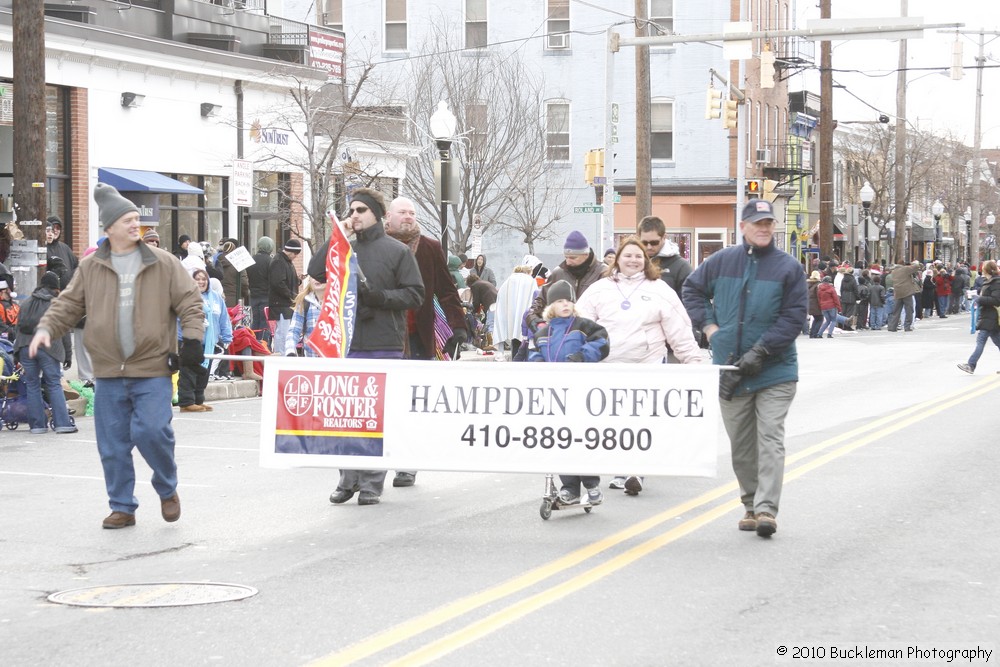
[{"xmin": 307, "ymin": 212, "xmax": 358, "ymax": 357}]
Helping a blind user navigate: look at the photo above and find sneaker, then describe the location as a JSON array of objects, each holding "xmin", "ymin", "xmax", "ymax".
[
  {"xmin": 29, "ymin": 427, "xmax": 47, "ymax": 435},
  {"xmin": 608, "ymin": 477, "xmax": 626, "ymax": 489},
  {"xmin": 102, "ymin": 511, "xmax": 136, "ymax": 529},
  {"xmin": 624, "ymin": 476, "xmax": 643, "ymax": 496},
  {"xmin": 160, "ymin": 493, "xmax": 181, "ymax": 522},
  {"xmin": 957, "ymin": 363, "xmax": 974, "ymax": 375},
  {"xmin": 756, "ymin": 512, "xmax": 777, "ymax": 537},
  {"xmin": 738, "ymin": 511, "xmax": 758, "ymax": 531},
  {"xmin": 557, "ymin": 488, "xmax": 580, "ymax": 504},
  {"xmin": 392, "ymin": 472, "xmax": 416, "ymax": 487},
  {"xmin": 55, "ymin": 426, "xmax": 78, "ymax": 434},
  {"xmin": 586, "ymin": 487, "xmax": 604, "ymax": 506}
]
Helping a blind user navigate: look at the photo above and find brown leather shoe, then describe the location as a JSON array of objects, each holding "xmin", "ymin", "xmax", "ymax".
[
  {"xmin": 738, "ymin": 511, "xmax": 757, "ymax": 531},
  {"xmin": 179, "ymin": 405, "xmax": 207, "ymax": 412},
  {"xmin": 756, "ymin": 512, "xmax": 777, "ymax": 537},
  {"xmin": 200, "ymin": 404, "xmax": 214, "ymax": 412},
  {"xmin": 161, "ymin": 493, "xmax": 181, "ymax": 522},
  {"xmin": 103, "ymin": 511, "xmax": 136, "ymax": 529}
]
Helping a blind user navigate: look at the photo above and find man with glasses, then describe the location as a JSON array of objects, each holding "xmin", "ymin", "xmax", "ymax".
[
  {"xmin": 307, "ymin": 188, "xmax": 424, "ymax": 506},
  {"xmin": 638, "ymin": 215, "xmax": 691, "ymax": 296},
  {"xmin": 682, "ymin": 199, "xmax": 806, "ymax": 539}
]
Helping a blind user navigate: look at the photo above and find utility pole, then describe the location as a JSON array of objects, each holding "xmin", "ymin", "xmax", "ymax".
[
  {"xmin": 12, "ymin": 0, "xmax": 47, "ymax": 275},
  {"xmin": 634, "ymin": 0, "xmax": 652, "ymax": 222},
  {"xmin": 970, "ymin": 30, "xmax": 985, "ymax": 266},
  {"xmin": 818, "ymin": 0, "xmax": 833, "ymax": 257},
  {"xmin": 893, "ymin": 0, "xmax": 908, "ymax": 264}
]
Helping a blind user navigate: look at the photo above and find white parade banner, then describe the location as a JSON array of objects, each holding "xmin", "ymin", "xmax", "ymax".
[{"xmin": 260, "ymin": 357, "xmax": 720, "ymax": 478}]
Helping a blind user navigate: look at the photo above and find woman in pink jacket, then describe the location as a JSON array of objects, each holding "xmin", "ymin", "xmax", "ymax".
[{"xmin": 576, "ymin": 237, "xmax": 704, "ymax": 495}]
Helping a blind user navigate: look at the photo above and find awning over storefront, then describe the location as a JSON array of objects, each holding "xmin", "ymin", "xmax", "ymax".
[{"xmin": 98, "ymin": 168, "xmax": 204, "ymax": 194}]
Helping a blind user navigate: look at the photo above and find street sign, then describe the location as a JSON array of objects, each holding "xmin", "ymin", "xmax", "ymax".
[
  {"xmin": 613, "ymin": 193, "xmax": 621, "ymax": 203},
  {"xmin": 574, "ymin": 206, "xmax": 604, "ymax": 214}
]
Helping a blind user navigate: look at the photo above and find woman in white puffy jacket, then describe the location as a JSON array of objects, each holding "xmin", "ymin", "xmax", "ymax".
[
  {"xmin": 575, "ymin": 237, "xmax": 705, "ymax": 496},
  {"xmin": 576, "ymin": 237, "xmax": 703, "ymax": 365}
]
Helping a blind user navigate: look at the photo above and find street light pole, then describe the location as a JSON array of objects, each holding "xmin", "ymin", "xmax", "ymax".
[
  {"xmin": 860, "ymin": 181, "xmax": 874, "ymax": 265},
  {"xmin": 932, "ymin": 199, "xmax": 944, "ymax": 262},
  {"xmin": 988, "ymin": 212, "xmax": 997, "ymax": 262},
  {"xmin": 429, "ymin": 100, "xmax": 458, "ymax": 258},
  {"xmin": 964, "ymin": 206, "xmax": 972, "ymax": 263}
]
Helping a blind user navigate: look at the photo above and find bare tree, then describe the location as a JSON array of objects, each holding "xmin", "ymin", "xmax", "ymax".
[
  {"xmin": 392, "ymin": 24, "xmax": 561, "ymax": 256},
  {"xmin": 246, "ymin": 59, "xmax": 395, "ymax": 250},
  {"xmin": 492, "ymin": 164, "xmax": 574, "ymax": 255}
]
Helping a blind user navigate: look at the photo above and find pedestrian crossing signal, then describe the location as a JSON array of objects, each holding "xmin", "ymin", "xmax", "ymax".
[{"xmin": 746, "ymin": 180, "xmax": 762, "ymax": 198}]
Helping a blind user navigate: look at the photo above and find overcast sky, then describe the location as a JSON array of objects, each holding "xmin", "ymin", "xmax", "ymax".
[{"xmin": 793, "ymin": 1, "xmax": 1000, "ymax": 147}]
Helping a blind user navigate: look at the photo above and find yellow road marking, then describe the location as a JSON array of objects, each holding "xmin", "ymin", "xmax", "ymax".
[{"xmin": 313, "ymin": 374, "xmax": 1000, "ymax": 667}]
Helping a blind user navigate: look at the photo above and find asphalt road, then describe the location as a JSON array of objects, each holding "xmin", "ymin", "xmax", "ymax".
[{"xmin": 1, "ymin": 313, "xmax": 998, "ymax": 667}]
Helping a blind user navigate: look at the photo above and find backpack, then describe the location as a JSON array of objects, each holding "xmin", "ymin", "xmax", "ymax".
[
  {"xmin": 858, "ymin": 283, "xmax": 870, "ymax": 300},
  {"xmin": 17, "ymin": 296, "xmax": 49, "ymax": 335}
]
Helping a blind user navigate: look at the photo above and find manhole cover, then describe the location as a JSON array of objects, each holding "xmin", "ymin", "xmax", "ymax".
[{"xmin": 48, "ymin": 582, "xmax": 258, "ymax": 608}]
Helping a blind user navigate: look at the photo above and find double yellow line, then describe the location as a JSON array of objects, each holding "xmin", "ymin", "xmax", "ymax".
[{"xmin": 313, "ymin": 374, "xmax": 1000, "ymax": 667}]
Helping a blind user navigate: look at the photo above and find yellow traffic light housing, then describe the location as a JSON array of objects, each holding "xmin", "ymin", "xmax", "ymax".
[
  {"xmin": 760, "ymin": 47, "xmax": 776, "ymax": 89},
  {"xmin": 722, "ymin": 99, "xmax": 738, "ymax": 131},
  {"xmin": 583, "ymin": 149, "xmax": 604, "ymax": 186},
  {"xmin": 705, "ymin": 87, "xmax": 722, "ymax": 120}
]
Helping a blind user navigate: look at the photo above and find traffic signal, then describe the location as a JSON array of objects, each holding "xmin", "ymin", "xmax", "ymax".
[
  {"xmin": 763, "ymin": 178, "xmax": 778, "ymax": 203},
  {"xmin": 705, "ymin": 87, "xmax": 722, "ymax": 120},
  {"xmin": 760, "ymin": 48, "xmax": 776, "ymax": 89},
  {"xmin": 722, "ymin": 99, "xmax": 738, "ymax": 131},
  {"xmin": 583, "ymin": 149, "xmax": 604, "ymax": 185},
  {"xmin": 746, "ymin": 179, "xmax": 762, "ymax": 199},
  {"xmin": 950, "ymin": 38, "xmax": 964, "ymax": 80}
]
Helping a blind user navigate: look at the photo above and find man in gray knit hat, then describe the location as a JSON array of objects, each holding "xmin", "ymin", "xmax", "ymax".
[{"xmin": 29, "ymin": 183, "xmax": 206, "ymax": 530}]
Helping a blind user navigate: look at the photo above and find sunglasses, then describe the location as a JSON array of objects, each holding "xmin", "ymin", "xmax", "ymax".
[
  {"xmin": 348, "ymin": 205, "xmax": 369, "ymax": 216},
  {"xmin": 640, "ymin": 239, "xmax": 662, "ymax": 247}
]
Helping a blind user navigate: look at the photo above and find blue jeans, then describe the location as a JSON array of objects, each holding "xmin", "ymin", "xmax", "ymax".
[
  {"xmin": 251, "ymin": 296, "xmax": 271, "ymax": 345},
  {"xmin": 94, "ymin": 376, "xmax": 177, "ymax": 514},
  {"xmin": 19, "ymin": 350, "xmax": 73, "ymax": 431},
  {"xmin": 936, "ymin": 295, "xmax": 949, "ymax": 317},
  {"xmin": 818, "ymin": 308, "xmax": 838, "ymax": 336},
  {"xmin": 869, "ymin": 305, "xmax": 886, "ymax": 329},
  {"xmin": 967, "ymin": 329, "xmax": 1000, "ymax": 370},
  {"xmin": 272, "ymin": 315, "xmax": 292, "ymax": 355}
]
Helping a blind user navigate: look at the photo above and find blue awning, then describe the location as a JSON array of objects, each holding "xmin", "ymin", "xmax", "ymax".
[{"xmin": 98, "ymin": 168, "xmax": 204, "ymax": 195}]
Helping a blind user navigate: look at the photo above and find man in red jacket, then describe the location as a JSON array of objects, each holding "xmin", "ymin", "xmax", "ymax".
[{"xmin": 383, "ymin": 196, "xmax": 468, "ymax": 487}]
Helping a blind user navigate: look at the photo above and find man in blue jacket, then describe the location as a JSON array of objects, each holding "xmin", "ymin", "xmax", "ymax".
[{"xmin": 682, "ymin": 199, "xmax": 807, "ymax": 538}]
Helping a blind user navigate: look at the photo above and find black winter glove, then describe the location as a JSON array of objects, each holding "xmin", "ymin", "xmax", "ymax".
[
  {"xmin": 444, "ymin": 328, "xmax": 468, "ymax": 357},
  {"xmin": 63, "ymin": 358, "xmax": 72, "ymax": 371},
  {"xmin": 180, "ymin": 338, "xmax": 205, "ymax": 370},
  {"xmin": 359, "ymin": 281, "xmax": 387, "ymax": 308},
  {"xmin": 718, "ymin": 370, "xmax": 741, "ymax": 401},
  {"xmin": 565, "ymin": 352, "xmax": 585, "ymax": 363},
  {"xmin": 734, "ymin": 343, "xmax": 769, "ymax": 377}
]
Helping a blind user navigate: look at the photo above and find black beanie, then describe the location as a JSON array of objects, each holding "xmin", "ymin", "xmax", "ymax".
[
  {"xmin": 40, "ymin": 271, "xmax": 61, "ymax": 291},
  {"xmin": 546, "ymin": 280, "xmax": 575, "ymax": 304}
]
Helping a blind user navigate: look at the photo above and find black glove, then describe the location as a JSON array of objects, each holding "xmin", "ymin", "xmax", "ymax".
[
  {"xmin": 719, "ymin": 370, "xmax": 741, "ymax": 401},
  {"xmin": 444, "ymin": 328, "xmax": 468, "ymax": 356},
  {"xmin": 734, "ymin": 343, "xmax": 769, "ymax": 377},
  {"xmin": 359, "ymin": 281, "xmax": 387, "ymax": 308},
  {"xmin": 63, "ymin": 358, "xmax": 72, "ymax": 371},
  {"xmin": 179, "ymin": 338, "xmax": 205, "ymax": 369},
  {"xmin": 565, "ymin": 352, "xmax": 585, "ymax": 362}
]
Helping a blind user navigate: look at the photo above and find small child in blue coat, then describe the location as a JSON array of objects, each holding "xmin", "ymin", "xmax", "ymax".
[{"xmin": 529, "ymin": 280, "xmax": 610, "ymax": 505}]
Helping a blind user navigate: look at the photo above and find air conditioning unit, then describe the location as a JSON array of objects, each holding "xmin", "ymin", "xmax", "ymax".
[
  {"xmin": 546, "ymin": 33, "xmax": 569, "ymax": 49},
  {"xmin": 755, "ymin": 148, "xmax": 771, "ymax": 164}
]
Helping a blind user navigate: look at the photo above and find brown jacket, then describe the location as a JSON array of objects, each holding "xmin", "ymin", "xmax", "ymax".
[
  {"xmin": 889, "ymin": 263, "xmax": 922, "ymax": 300},
  {"xmin": 38, "ymin": 241, "xmax": 204, "ymax": 378}
]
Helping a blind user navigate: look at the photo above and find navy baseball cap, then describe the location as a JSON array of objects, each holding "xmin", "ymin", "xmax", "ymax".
[{"xmin": 741, "ymin": 199, "xmax": 776, "ymax": 223}]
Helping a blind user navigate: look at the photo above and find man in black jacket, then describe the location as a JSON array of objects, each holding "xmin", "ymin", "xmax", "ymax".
[
  {"xmin": 308, "ymin": 188, "xmax": 424, "ymax": 506},
  {"xmin": 267, "ymin": 238, "xmax": 301, "ymax": 355},
  {"xmin": 637, "ymin": 215, "xmax": 691, "ymax": 296},
  {"xmin": 247, "ymin": 236, "xmax": 274, "ymax": 344}
]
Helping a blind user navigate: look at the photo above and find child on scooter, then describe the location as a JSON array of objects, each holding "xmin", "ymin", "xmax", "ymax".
[{"xmin": 528, "ymin": 280, "xmax": 610, "ymax": 505}]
